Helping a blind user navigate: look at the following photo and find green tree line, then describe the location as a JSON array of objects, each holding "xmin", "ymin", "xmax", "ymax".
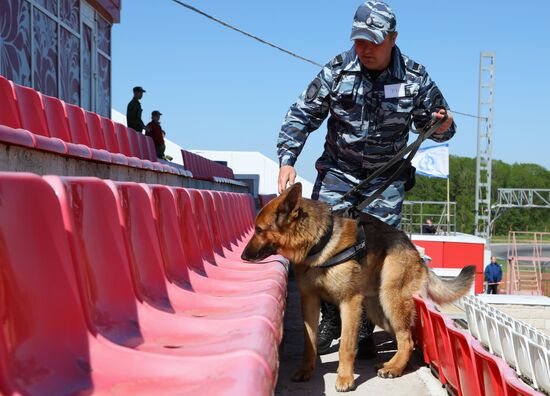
[{"xmin": 405, "ymin": 156, "xmax": 550, "ymax": 236}]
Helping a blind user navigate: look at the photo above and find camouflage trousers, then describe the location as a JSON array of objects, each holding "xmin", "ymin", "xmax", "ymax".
[{"xmin": 311, "ymin": 167, "xmax": 405, "ymax": 228}]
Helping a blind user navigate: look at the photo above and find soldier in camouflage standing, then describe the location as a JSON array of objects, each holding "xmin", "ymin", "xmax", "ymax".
[{"xmin": 277, "ymin": 1, "xmax": 456, "ymax": 359}]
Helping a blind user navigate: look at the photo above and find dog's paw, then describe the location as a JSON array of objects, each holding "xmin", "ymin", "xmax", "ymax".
[
  {"xmin": 377, "ymin": 365, "xmax": 404, "ymax": 378},
  {"xmin": 335, "ymin": 374, "xmax": 356, "ymax": 392},
  {"xmin": 291, "ymin": 366, "xmax": 314, "ymax": 382}
]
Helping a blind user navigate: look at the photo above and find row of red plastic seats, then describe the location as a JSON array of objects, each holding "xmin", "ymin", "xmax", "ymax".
[
  {"xmin": 0, "ymin": 172, "xmax": 288, "ymax": 395},
  {"xmin": 181, "ymin": 149, "xmax": 235, "ymax": 181},
  {"xmin": 413, "ymin": 296, "xmax": 542, "ymax": 396},
  {"xmin": 0, "ymin": 75, "xmax": 185, "ymax": 175}
]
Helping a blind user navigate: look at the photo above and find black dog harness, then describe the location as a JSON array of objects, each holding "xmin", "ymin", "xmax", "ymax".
[{"xmin": 306, "ymin": 216, "xmax": 368, "ymax": 269}]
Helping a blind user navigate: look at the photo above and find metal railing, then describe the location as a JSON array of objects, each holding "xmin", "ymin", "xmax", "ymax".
[{"xmin": 401, "ymin": 200, "xmax": 457, "ymax": 235}]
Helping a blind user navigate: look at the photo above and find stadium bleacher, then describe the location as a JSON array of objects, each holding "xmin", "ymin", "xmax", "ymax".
[
  {"xmin": 0, "ymin": 172, "xmax": 287, "ymax": 395},
  {"xmin": 419, "ymin": 295, "xmax": 549, "ymax": 395},
  {"xmin": 0, "ymin": 75, "xmax": 190, "ymax": 176}
]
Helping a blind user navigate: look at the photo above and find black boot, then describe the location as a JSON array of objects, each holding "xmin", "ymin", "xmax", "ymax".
[
  {"xmin": 356, "ymin": 312, "xmax": 377, "ymax": 359},
  {"xmin": 317, "ymin": 301, "xmax": 341, "ymax": 355}
]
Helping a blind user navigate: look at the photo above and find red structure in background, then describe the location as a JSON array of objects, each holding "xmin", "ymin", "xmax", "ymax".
[{"xmin": 412, "ymin": 234, "xmax": 486, "ymax": 293}]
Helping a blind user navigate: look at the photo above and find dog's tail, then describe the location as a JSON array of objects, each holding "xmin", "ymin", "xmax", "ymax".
[{"xmin": 426, "ymin": 265, "xmax": 476, "ymax": 304}]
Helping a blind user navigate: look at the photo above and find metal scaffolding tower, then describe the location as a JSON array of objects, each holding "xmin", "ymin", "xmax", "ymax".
[{"xmin": 474, "ymin": 52, "xmax": 496, "ymax": 238}]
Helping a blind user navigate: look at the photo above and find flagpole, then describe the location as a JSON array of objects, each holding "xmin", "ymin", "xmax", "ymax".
[{"xmin": 447, "ymin": 177, "xmax": 451, "ymax": 233}]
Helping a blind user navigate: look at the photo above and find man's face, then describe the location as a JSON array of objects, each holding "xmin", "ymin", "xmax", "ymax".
[
  {"xmin": 153, "ymin": 114, "xmax": 160, "ymax": 122},
  {"xmin": 491, "ymin": 256, "xmax": 497, "ymax": 264},
  {"xmin": 135, "ymin": 91, "xmax": 143, "ymax": 100},
  {"xmin": 354, "ymin": 32, "xmax": 397, "ymax": 71}
]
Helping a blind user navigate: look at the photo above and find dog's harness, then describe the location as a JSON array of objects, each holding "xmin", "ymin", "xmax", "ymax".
[{"xmin": 306, "ymin": 215, "xmax": 368, "ymax": 269}]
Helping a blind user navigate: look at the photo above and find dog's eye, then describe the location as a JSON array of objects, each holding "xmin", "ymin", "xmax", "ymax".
[{"xmin": 255, "ymin": 226, "xmax": 263, "ymax": 234}]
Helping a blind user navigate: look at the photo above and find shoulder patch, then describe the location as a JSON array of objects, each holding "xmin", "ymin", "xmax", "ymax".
[
  {"xmin": 305, "ymin": 77, "xmax": 322, "ymax": 102},
  {"xmin": 331, "ymin": 54, "xmax": 343, "ymax": 67},
  {"xmin": 406, "ymin": 59, "xmax": 424, "ymax": 74}
]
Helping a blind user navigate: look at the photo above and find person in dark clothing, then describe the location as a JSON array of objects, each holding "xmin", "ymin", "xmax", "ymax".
[
  {"xmin": 145, "ymin": 110, "xmax": 166, "ymax": 159},
  {"xmin": 484, "ymin": 256, "xmax": 502, "ymax": 294},
  {"xmin": 126, "ymin": 86, "xmax": 146, "ymax": 132},
  {"xmin": 422, "ymin": 218, "xmax": 437, "ymax": 234}
]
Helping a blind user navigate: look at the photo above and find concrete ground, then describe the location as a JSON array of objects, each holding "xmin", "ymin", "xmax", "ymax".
[{"xmin": 275, "ymin": 273, "xmax": 447, "ymax": 396}]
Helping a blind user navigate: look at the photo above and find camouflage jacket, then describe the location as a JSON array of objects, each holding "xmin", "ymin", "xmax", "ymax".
[{"xmin": 277, "ymin": 45, "xmax": 456, "ymax": 177}]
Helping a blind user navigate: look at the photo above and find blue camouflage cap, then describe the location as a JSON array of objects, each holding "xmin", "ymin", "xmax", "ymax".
[{"xmin": 350, "ymin": 1, "xmax": 396, "ymax": 45}]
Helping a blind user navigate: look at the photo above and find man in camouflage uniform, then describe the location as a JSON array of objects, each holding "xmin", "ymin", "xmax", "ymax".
[{"xmin": 277, "ymin": 1, "xmax": 456, "ymax": 358}]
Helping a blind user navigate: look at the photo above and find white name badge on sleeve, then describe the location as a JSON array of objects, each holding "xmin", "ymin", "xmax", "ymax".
[{"xmin": 384, "ymin": 83, "xmax": 406, "ymax": 99}]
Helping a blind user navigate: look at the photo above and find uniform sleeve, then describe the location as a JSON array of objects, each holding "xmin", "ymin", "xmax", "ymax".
[
  {"xmin": 127, "ymin": 101, "xmax": 137, "ymax": 125},
  {"xmin": 411, "ymin": 71, "xmax": 456, "ymax": 143},
  {"xmin": 277, "ymin": 63, "xmax": 334, "ymax": 167}
]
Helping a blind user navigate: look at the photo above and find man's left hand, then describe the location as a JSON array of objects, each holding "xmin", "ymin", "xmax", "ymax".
[{"xmin": 432, "ymin": 109, "xmax": 453, "ymax": 134}]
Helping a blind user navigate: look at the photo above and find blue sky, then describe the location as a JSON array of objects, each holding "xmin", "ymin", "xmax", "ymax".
[{"xmin": 112, "ymin": 0, "xmax": 550, "ymax": 183}]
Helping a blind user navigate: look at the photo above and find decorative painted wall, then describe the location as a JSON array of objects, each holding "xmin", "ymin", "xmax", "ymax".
[{"xmin": 0, "ymin": 0, "xmax": 118, "ymax": 117}]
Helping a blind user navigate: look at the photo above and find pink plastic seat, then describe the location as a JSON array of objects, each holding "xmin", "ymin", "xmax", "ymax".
[
  {"xmin": 171, "ymin": 187, "xmax": 286, "ymax": 301},
  {"xmin": 446, "ymin": 324, "xmax": 483, "ymax": 396},
  {"xmin": 14, "ymin": 84, "xmax": 68, "ymax": 155},
  {"xmin": 151, "ymin": 185, "xmax": 286, "ymax": 304},
  {"xmin": 114, "ymin": 122, "xmax": 146, "ymax": 168},
  {"xmin": 42, "ymin": 94, "xmax": 92, "ymax": 159},
  {"xmin": 112, "ymin": 181, "xmax": 283, "ymax": 341},
  {"xmin": 0, "ymin": 172, "xmax": 273, "ymax": 396},
  {"xmin": 127, "ymin": 128, "xmax": 155, "ymax": 170},
  {"xmin": 412, "ymin": 296, "xmax": 440, "ymax": 371},
  {"xmin": 428, "ymin": 305, "xmax": 461, "ymax": 394},
  {"xmin": 44, "ymin": 176, "xmax": 278, "ymax": 380},
  {"xmin": 84, "ymin": 111, "xmax": 127, "ymax": 165},
  {"xmin": 65, "ymin": 103, "xmax": 111, "ymax": 163},
  {"xmin": 0, "ymin": 76, "xmax": 34, "ymax": 148},
  {"xmin": 205, "ymin": 190, "xmax": 288, "ymax": 271},
  {"xmin": 185, "ymin": 188, "xmax": 287, "ymax": 287},
  {"xmin": 472, "ymin": 341, "xmax": 508, "ymax": 396}
]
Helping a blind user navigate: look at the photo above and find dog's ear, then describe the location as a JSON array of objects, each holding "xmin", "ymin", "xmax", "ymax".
[{"xmin": 276, "ymin": 183, "xmax": 302, "ymax": 225}]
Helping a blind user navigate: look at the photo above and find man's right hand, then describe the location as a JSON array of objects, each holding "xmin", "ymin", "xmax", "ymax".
[{"xmin": 278, "ymin": 165, "xmax": 297, "ymax": 194}]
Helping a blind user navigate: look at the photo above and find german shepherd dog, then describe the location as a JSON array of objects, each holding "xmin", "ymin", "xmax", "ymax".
[{"xmin": 241, "ymin": 183, "xmax": 475, "ymax": 392}]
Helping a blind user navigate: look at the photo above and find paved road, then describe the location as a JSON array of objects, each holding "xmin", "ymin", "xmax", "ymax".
[{"xmin": 488, "ymin": 243, "xmax": 550, "ymax": 264}]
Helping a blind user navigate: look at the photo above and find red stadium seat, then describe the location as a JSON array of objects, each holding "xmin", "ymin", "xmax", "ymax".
[
  {"xmin": 0, "ymin": 76, "xmax": 34, "ymax": 148},
  {"xmin": 472, "ymin": 341, "xmax": 508, "ymax": 396},
  {"xmin": 14, "ymin": 84, "xmax": 67, "ymax": 155},
  {"xmin": 187, "ymin": 189, "xmax": 286, "ymax": 284},
  {"xmin": 112, "ymin": 181, "xmax": 283, "ymax": 342},
  {"xmin": 171, "ymin": 188, "xmax": 286, "ymax": 300},
  {"xmin": 137, "ymin": 132, "xmax": 155, "ymax": 162},
  {"xmin": 412, "ymin": 296, "xmax": 440, "ymax": 371},
  {"xmin": 149, "ymin": 184, "xmax": 285, "ymax": 303},
  {"xmin": 42, "ymin": 94, "xmax": 92, "ymax": 159},
  {"xmin": 65, "ymin": 103, "xmax": 111, "ymax": 163},
  {"xmin": 84, "ymin": 111, "xmax": 126, "ymax": 165},
  {"xmin": 0, "ymin": 172, "xmax": 273, "ymax": 396},
  {"xmin": 113, "ymin": 122, "xmax": 143, "ymax": 168},
  {"xmin": 43, "ymin": 175, "xmax": 278, "ymax": 381},
  {"xmin": 99, "ymin": 116, "xmax": 129, "ymax": 165},
  {"xmin": 428, "ymin": 305, "xmax": 461, "ymax": 394},
  {"xmin": 446, "ymin": 325, "xmax": 483, "ymax": 396}
]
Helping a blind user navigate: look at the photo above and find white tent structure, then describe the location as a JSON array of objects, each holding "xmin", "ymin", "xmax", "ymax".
[{"xmin": 189, "ymin": 150, "xmax": 314, "ymax": 197}]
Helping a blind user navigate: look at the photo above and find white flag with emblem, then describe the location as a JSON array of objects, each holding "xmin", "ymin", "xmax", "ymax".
[{"xmin": 411, "ymin": 143, "xmax": 449, "ymax": 179}]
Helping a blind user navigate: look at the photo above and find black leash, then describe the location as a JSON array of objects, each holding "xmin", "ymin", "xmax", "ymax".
[
  {"xmin": 332, "ymin": 112, "xmax": 449, "ymax": 215},
  {"xmin": 308, "ymin": 112, "xmax": 449, "ymax": 269}
]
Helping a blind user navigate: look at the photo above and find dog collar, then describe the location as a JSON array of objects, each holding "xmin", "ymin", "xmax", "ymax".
[
  {"xmin": 316, "ymin": 225, "xmax": 368, "ymax": 269},
  {"xmin": 307, "ymin": 215, "xmax": 334, "ymax": 257}
]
